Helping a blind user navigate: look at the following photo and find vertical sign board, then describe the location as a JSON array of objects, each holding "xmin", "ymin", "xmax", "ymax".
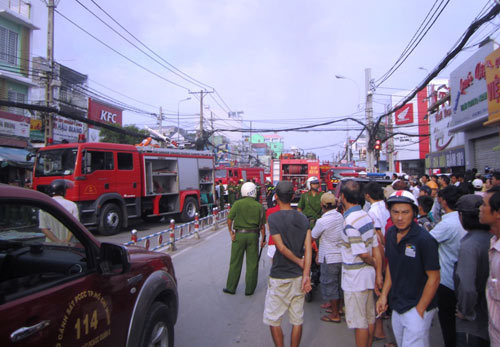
[
  {"xmin": 485, "ymin": 46, "xmax": 500, "ymax": 126},
  {"xmin": 392, "ymin": 89, "xmax": 429, "ymax": 160},
  {"xmin": 428, "ymin": 82, "xmax": 465, "ymax": 153},
  {"xmin": 449, "ymin": 41, "xmax": 494, "ymax": 129}
]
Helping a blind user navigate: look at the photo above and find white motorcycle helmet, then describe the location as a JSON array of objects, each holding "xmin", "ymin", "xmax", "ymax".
[
  {"xmin": 241, "ymin": 182, "xmax": 257, "ymax": 198},
  {"xmin": 306, "ymin": 176, "xmax": 320, "ymax": 190}
]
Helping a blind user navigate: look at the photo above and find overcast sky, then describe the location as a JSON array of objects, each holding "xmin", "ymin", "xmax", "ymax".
[{"xmin": 30, "ymin": 0, "xmax": 499, "ymax": 160}]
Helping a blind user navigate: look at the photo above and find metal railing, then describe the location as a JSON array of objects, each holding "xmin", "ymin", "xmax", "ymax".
[{"xmin": 123, "ymin": 206, "xmax": 229, "ymax": 252}]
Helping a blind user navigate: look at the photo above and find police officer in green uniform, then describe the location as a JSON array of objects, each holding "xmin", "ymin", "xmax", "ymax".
[
  {"xmin": 298, "ymin": 176, "xmax": 323, "ymax": 228},
  {"xmin": 228, "ymin": 180, "xmax": 237, "ymax": 206},
  {"xmin": 223, "ymin": 182, "xmax": 266, "ymax": 296},
  {"xmin": 236, "ymin": 179, "xmax": 244, "ymax": 200}
]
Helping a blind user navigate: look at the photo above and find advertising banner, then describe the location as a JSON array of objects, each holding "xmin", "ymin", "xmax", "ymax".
[
  {"xmin": 88, "ymin": 99, "xmax": 123, "ymax": 128},
  {"xmin": 485, "ymin": 46, "xmax": 500, "ymax": 126},
  {"xmin": 449, "ymin": 41, "xmax": 495, "ymax": 128},
  {"xmin": 0, "ymin": 110, "xmax": 30, "ymax": 138}
]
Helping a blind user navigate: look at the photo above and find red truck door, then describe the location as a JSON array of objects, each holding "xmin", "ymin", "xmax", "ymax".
[
  {"xmin": 79, "ymin": 149, "xmax": 115, "ymax": 200},
  {"xmin": 115, "ymin": 151, "xmax": 141, "ymax": 198}
]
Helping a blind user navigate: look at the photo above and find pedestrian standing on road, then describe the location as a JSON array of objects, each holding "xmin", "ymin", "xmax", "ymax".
[
  {"xmin": 479, "ymin": 186, "xmax": 500, "ymax": 346},
  {"xmin": 376, "ymin": 190, "xmax": 440, "ymax": 347},
  {"xmin": 430, "ymin": 185, "xmax": 467, "ymax": 347},
  {"xmin": 339, "ymin": 180, "xmax": 383, "ymax": 347},
  {"xmin": 263, "ymin": 181, "xmax": 312, "ymax": 347},
  {"xmin": 219, "ymin": 180, "xmax": 226, "ymax": 210},
  {"xmin": 228, "ymin": 180, "xmax": 236, "ymax": 206},
  {"xmin": 39, "ymin": 179, "xmax": 79, "ymax": 244},
  {"xmin": 298, "ymin": 176, "xmax": 323, "ymax": 229},
  {"xmin": 364, "ymin": 182, "xmax": 390, "ymax": 341},
  {"xmin": 454, "ymin": 194, "xmax": 491, "ymax": 347},
  {"xmin": 417, "ymin": 195, "xmax": 436, "ymax": 232},
  {"xmin": 223, "ymin": 182, "xmax": 266, "ymax": 296},
  {"xmin": 311, "ymin": 192, "xmax": 344, "ymax": 324}
]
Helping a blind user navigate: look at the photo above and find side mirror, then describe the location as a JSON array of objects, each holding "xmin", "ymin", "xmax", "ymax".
[{"xmin": 99, "ymin": 243, "xmax": 130, "ymax": 275}]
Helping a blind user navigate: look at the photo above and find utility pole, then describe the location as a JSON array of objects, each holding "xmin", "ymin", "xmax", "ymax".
[
  {"xmin": 386, "ymin": 101, "xmax": 395, "ymax": 172},
  {"xmin": 44, "ymin": 0, "xmax": 56, "ymax": 145},
  {"xmin": 365, "ymin": 68, "xmax": 374, "ymax": 172},
  {"xmin": 189, "ymin": 90, "xmax": 213, "ymax": 135},
  {"xmin": 158, "ymin": 106, "xmax": 163, "ymax": 135}
]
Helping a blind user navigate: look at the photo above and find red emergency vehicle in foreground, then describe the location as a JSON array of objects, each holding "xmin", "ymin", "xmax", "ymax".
[
  {"xmin": 0, "ymin": 184, "xmax": 178, "ymax": 346},
  {"xmin": 32, "ymin": 142, "xmax": 215, "ymax": 235}
]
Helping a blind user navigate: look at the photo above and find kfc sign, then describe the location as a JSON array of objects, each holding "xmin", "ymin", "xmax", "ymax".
[
  {"xmin": 395, "ymin": 103, "xmax": 414, "ymax": 125},
  {"xmin": 88, "ymin": 99, "xmax": 123, "ymax": 127}
]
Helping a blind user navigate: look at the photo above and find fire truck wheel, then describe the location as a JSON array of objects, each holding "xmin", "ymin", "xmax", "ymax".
[
  {"xmin": 98, "ymin": 203, "xmax": 123, "ymax": 235},
  {"xmin": 140, "ymin": 302, "xmax": 174, "ymax": 347},
  {"xmin": 180, "ymin": 197, "xmax": 198, "ymax": 222}
]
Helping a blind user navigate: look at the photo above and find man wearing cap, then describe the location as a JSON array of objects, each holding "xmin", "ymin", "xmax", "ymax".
[
  {"xmin": 454, "ymin": 194, "xmax": 491, "ymax": 346},
  {"xmin": 311, "ymin": 192, "xmax": 344, "ymax": 323},
  {"xmin": 298, "ymin": 176, "xmax": 323, "ymax": 228},
  {"xmin": 223, "ymin": 181, "xmax": 266, "ymax": 296},
  {"xmin": 263, "ymin": 181, "xmax": 312, "ymax": 347},
  {"xmin": 430, "ymin": 185, "xmax": 467, "ymax": 347},
  {"xmin": 376, "ymin": 190, "xmax": 440, "ymax": 347},
  {"xmin": 479, "ymin": 186, "xmax": 500, "ymax": 346}
]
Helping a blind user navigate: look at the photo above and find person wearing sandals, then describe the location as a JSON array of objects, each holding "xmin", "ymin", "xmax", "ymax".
[{"xmin": 311, "ymin": 192, "xmax": 344, "ymax": 323}]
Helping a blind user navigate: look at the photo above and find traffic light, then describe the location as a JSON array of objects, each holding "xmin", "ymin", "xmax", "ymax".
[{"xmin": 374, "ymin": 139, "xmax": 381, "ymax": 151}]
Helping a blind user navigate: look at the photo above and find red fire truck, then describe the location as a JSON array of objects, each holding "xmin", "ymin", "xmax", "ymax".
[
  {"xmin": 323, "ymin": 165, "xmax": 365, "ymax": 191},
  {"xmin": 32, "ymin": 142, "xmax": 215, "ymax": 235},
  {"xmin": 214, "ymin": 166, "xmax": 265, "ymax": 185},
  {"xmin": 270, "ymin": 154, "xmax": 320, "ymax": 203}
]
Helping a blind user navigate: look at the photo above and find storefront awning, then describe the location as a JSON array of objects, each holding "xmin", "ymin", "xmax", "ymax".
[{"xmin": 0, "ymin": 147, "xmax": 34, "ymax": 169}]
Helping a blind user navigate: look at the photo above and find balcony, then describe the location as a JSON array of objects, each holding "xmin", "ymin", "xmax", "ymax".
[{"xmin": 0, "ymin": 0, "xmax": 38, "ymax": 29}]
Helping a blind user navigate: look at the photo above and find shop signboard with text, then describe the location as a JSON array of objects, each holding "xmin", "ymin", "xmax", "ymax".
[
  {"xmin": 450, "ymin": 40, "xmax": 496, "ymax": 128},
  {"xmin": 87, "ymin": 99, "xmax": 123, "ymax": 128},
  {"xmin": 0, "ymin": 110, "xmax": 30, "ymax": 139},
  {"xmin": 485, "ymin": 46, "xmax": 500, "ymax": 126}
]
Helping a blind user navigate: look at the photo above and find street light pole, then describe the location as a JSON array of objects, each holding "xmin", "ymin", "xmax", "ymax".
[
  {"xmin": 335, "ymin": 74, "xmax": 361, "ymax": 110},
  {"xmin": 365, "ymin": 68, "xmax": 375, "ymax": 173},
  {"xmin": 177, "ymin": 97, "xmax": 191, "ymax": 144}
]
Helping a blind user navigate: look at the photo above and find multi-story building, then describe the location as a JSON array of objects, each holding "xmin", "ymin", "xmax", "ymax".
[{"xmin": 0, "ymin": 0, "xmax": 37, "ymax": 185}]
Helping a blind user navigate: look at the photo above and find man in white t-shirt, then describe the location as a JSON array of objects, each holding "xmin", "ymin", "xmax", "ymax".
[
  {"xmin": 39, "ymin": 179, "xmax": 79, "ymax": 244},
  {"xmin": 340, "ymin": 180, "xmax": 383, "ymax": 347}
]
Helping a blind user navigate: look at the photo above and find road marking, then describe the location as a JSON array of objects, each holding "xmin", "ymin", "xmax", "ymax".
[{"xmin": 171, "ymin": 246, "xmax": 193, "ymax": 259}]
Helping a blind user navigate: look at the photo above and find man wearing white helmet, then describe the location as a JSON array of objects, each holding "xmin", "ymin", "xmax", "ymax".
[
  {"xmin": 223, "ymin": 181, "xmax": 266, "ymax": 296},
  {"xmin": 376, "ymin": 190, "xmax": 440, "ymax": 347},
  {"xmin": 298, "ymin": 176, "xmax": 323, "ymax": 228},
  {"xmin": 472, "ymin": 178, "xmax": 485, "ymax": 197}
]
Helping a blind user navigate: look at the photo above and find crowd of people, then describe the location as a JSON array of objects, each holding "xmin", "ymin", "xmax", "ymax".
[{"xmin": 222, "ymin": 170, "xmax": 500, "ymax": 347}]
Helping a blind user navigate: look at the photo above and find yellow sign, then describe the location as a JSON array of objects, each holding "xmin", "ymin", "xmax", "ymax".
[{"xmin": 485, "ymin": 47, "xmax": 500, "ymax": 126}]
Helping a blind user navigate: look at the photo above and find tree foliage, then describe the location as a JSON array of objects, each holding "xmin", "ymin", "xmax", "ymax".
[{"xmin": 98, "ymin": 124, "xmax": 149, "ymax": 145}]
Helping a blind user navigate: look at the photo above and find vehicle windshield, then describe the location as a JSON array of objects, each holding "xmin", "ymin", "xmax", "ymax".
[
  {"xmin": 35, "ymin": 148, "xmax": 78, "ymax": 177},
  {"xmin": 215, "ymin": 169, "xmax": 227, "ymax": 179}
]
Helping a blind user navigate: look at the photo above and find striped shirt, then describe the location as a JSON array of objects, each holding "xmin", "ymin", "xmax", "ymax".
[
  {"xmin": 487, "ymin": 236, "xmax": 500, "ymax": 347},
  {"xmin": 340, "ymin": 205, "xmax": 378, "ymax": 292},
  {"xmin": 311, "ymin": 209, "xmax": 344, "ymax": 264}
]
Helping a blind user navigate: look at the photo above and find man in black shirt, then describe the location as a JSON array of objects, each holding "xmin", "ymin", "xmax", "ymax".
[
  {"xmin": 263, "ymin": 181, "xmax": 312, "ymax": 347},
  {"xmin": 376, "ymin": 190, "xmax": 440, "ymax": 347}
]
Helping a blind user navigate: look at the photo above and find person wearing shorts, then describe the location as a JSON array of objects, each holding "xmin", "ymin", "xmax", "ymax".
[
  {"xmin": 263, "ymin": 181, "xmax": 312, "ymax": 347},
  {"xmin": 339, "ymin": 180, "xmax": 382, "ymax": 347},
  {"xmin": 311, "ymin": 192, "xmax": 344, "ymax": 323}
]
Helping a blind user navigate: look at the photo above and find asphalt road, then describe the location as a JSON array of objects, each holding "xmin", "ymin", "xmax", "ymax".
[{"xmin": 96, "ymin": 220, "xmax": 445, "ymax": 346}]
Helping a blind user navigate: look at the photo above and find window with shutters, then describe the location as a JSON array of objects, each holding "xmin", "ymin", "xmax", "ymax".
[
  {"xmin": 8, "ymin": 90, "xmax": 25, "ymax": 115},
  {"xmin": 0, "ymin": 26, "xmax": 19, "ymax": 65}
]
